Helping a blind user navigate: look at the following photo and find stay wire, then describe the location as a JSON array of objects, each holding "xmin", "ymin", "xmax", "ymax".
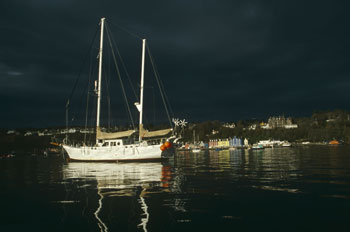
[
  {"xmin": 106, "ymin": 23, "xmax": 135, "ymax": 129},
  {"xmin": 84, "ymin": 49, "xmax": 94, "ymax": 144},
  {"xmin": 105, "ymin": 23, "xmax": 136, "ymax": 130},
  {"xmin": 106, "ymin": 22, "xmax": 139, "ymax": 102},
  {"xmin": 146, "ymin": 44, "xmax": 175, "ymax": 117},
  {"xmin": 74, "ymin": 55, "xmax": 97, "ymax": 126},
  {"xmin": 103, "ymin": 52, "xmax": 112, "ymax": 129},
  {"xmin": 107, "ymin": 21, "xmax": 143, "ymax": 40},
  {"xmin": 146, "ymin": 44, "xmax": 174, "ymax": 127},
  {"xmin": 66, "ymin": 24, "xmax": 99, "ymax": 109}
]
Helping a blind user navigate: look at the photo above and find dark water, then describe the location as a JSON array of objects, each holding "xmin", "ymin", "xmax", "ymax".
[{"xmin": 1, "ymin": 146, "xmax": 350, "ymax": 231}]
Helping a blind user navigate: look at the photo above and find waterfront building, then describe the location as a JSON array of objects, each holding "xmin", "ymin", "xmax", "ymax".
[
  {"xmin": 244, "ymin": 138, "xmax": 249, "ymax": 146},
  {"xmin": 218, "ymin": 139, "xmax": 229, "ymax": 148},
  {"xmin": 229, "ymin": 136, "xmax": 242, "ymax": 147}
]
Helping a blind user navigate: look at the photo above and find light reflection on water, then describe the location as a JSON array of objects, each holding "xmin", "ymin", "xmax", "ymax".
[
  {"xmin": 1, "ymin": 146, "xmax": 350, "ymax": 231},
  {"xmin": 175, "ymin": 148, "xmax": 304, "ymax": 194},
  {"xmin": 63, "ymin": 162, "xmax": 164, "ymax": 193},
  {"xmin": 61, "ymin": 162, "xmax": 166, "ymax": 232}
]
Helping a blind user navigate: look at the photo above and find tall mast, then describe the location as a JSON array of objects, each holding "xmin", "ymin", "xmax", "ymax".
[
  {"xmin": 96, "ymin": 17, "xmax": 105, "ymax": 143},
  {"xmin": 139, "ymin": 39, "xmax": 146, "ymax": 142}
]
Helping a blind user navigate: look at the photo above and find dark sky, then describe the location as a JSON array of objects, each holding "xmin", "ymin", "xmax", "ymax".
[{"xmin": 1, "ymin": 0, "xmax": 350, "ymax": 128}]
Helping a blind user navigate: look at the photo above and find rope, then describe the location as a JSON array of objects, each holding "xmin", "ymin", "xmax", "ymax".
[
  {"xmin": 105, "ymin": 20, "xmax": 142, "ymax": 102},
  {"xmin": 107, "ymin": 20, "xmax": 143, "ymax": 40},
  {"xmin": 66, "ymin": 24, "xmax": 99, "ymax": 111},
  {"xmin": 84, "ymin": 51, "xmax": 94, "ymax": 144},
  {"xmin": 114, "ymin": 40, "xmax": 139, "ymax": 102},
  {"xmin": 146, "ymin": 44, "xmax": 174, "ymax": 128},
  {"xmin": 64, "ymin": 23, "xmax": 99, "ymax": 140},
  {"xmin": 105, "ymin": 23, "xmax": 136, "ymax": 130}
]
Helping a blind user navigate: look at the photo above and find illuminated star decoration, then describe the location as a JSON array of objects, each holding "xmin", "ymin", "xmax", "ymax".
[
  {"xmin": 172, "ymin": 118, "xmax": 180, "ymax": 127},
  {"xmin": 172, "ymin": 118, "xmax": 187, "ymax": 128},
  {"xmin": 179, "ymin": 119, "xmax": 187, "ymax": 128}
]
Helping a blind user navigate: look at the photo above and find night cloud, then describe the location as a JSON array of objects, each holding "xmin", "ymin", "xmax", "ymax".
[{"xmin": 1, "ymin": 0, "xmax": 350, "ymax": 128}]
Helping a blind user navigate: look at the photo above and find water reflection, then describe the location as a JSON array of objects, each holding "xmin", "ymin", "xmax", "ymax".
[
  {"xmin": 62, "ymin": 162, "xmax": 167, "ymax": 232},
  {"xmin": 2, "ymin": 147, "xmax": 350, "ymax": 231},
  {"xmin": 175, "ymin": 148, "xmax": 304, "ymax": 195}
]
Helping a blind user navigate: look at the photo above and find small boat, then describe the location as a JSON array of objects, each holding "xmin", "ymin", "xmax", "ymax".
[
  {"xmin": 251, "ymin": 144, "xmax": 264, "ymax": 150},
  {"xmin": 329, "ymin": 140, "xmax": 340, "ymax": 145},
  {"xmin": 191, "ymin": 130, "xmax": 201, "ymax": 153},
  {"xmin": 281, "ymin": 141, "xmax": 292, "ymax": 147},
  {"xmin": 191, "ymin": 148, "xmax": 201, "ymax": 153}
]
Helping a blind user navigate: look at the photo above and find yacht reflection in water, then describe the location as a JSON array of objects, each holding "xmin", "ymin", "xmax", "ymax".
[{"xmin": 62, "ymin": 162, "xmax": 171, "ymax": 232}]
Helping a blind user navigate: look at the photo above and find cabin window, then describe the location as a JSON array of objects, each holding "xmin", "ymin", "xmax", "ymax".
[
  {"xmin": 117, "ymin": 142, "xmax": 120, "ymax": 145},
  {"xmin": 111, "ymin": 142, "xmax": 116, "ymax": 146},
  {"xmin": 102, "ymin": 142, "xmax": 109, "ymax": 147}
]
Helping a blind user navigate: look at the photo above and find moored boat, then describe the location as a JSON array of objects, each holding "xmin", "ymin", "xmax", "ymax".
[
  {"xmin": 252, "ymin": 144, "xmax": 264, "ymax": 150},
  {"xmin": 62, "ymin": 18, "xmax": 176, "ymax": 161},
  {"xmin": 281, "ymin": 141, "xmax": 292, "ymax": 147}
]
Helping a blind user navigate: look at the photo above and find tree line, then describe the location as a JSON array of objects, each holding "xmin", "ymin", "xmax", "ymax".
[{"xmin": 180, "ymin": 110, "xmax": 350, "ymax": 144}]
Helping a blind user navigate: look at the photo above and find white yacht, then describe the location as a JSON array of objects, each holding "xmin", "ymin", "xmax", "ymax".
[{"xmin": 62, "ymin": 18, "xmax": 175, "ymax": 161}]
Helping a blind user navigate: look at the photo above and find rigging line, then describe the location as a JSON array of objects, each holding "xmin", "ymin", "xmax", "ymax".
[
  {"xmin": 146, "ymin": 46, "xmax": 175, "ymax": 118},
  {"xmin": 66, "ymin": 24, "xmax": 99, "ymax": 109},
  {"xmin": 106, "ymin": 23, "xmax": 139, "ymax": 102},
  {"xmin": 107, "ymin": 21, "xmax": 143, "ymax": 40},
  {"xmin": 155, "ymin": 65, "xmax": 174, "ymax": 117},
  {"xmin": 146, "ymin": 44, "xmax": 173, "ymax": 127},
  {"xmin": 103, "ymin": 51, "xmax": 112, "ymax": 129},
  {"xmin": 74, "ymin": 58, "xmax": 96, "ymax": 125},
  {"xmin": 66, "ymin": 24, "xmax": 99, "ymax": 135},
  {"xmin": 151, "ymin": 86, "xmax": 156, "ymax": 125},
  {"xmin": 89, "ymin": 95, "xmax": 98, "ymax": 144},
  {"xmin": 140, "ymin": 86, "xmax": 154, "ymax": 128},
  {"xmin": 105, "ymin": 23, "xmax": 136, "ymax": 130},
  {"xmin": 106, "ymin": 24, "xmax": 135, "ymax": 129},
  {"xmin": 88, "ymin": 78, "xmax": 98, "ymax": 135},
  {"xmin": 84, "ymin": 49, "xmax": 94, "ymax": 144},
  {"xmin": 116, "ymin": 46, "xmax": 139, "ymax": 102}
]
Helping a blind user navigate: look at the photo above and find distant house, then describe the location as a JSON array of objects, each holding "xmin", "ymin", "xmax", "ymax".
[
  {"xmin": 284, "ymin": 124, "xmax": 298, "ymax": 129},
  {"xmin": 261, "ymin": 124, "xmax": 271, "ymax": 129},
  {"xmin": 6, "ymin": 130, "xmax": 16, "ymax": 135},
  {"xmin": 209, "ymin": 137, "xmax": 244, "ymax": 148},
  {"xmin": 38, "ymin": 132, "xmax": 45, "ymax": 136},
  {"xmin": 263, "ymin": 116, "xmax": 298, "ymax": 129},
  {"xmin": 244, "ymin": 138, "xmax": 249, "ymax": 146},
  {"xmin": 248, "ymin": 124, "xmax": 257, "ymax": 130},
  {"xmin": 80, "ymin": 129, "xmax": 94, "ymax": 134},
  {"xmin": 223, "ymin": 123, "xmax": 235, "ymax": 129},
  {"xmin": 60, "ymin": 128, "xmax": 77, "ymax": 134},
  {"xmin": 24, "ymin": 131, "xmax": 33, "ymax": 136},
  {"xmin": 268, "ymin": 116, "xmax": 288, "ymax": 128},
  {"xmin": 217, "ymin": 139, "xmax": 229, "ymax": 148}
]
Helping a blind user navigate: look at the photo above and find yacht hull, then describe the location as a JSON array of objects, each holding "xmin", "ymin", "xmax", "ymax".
[{"xmin": 62, "ymin": 144, "xmax": 165, "ymax": 161}]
